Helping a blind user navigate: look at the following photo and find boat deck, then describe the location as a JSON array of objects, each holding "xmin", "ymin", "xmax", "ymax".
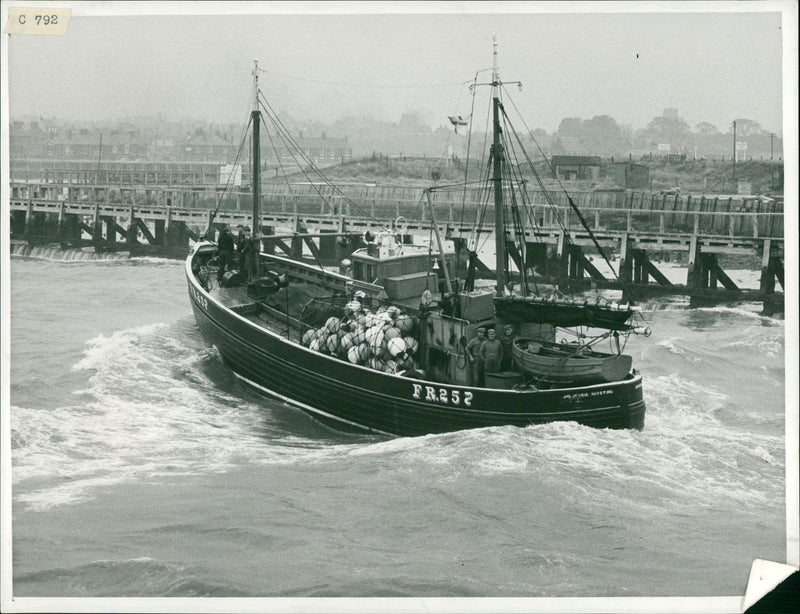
[{"xmin": 208, "ymin": 284, "xmax": 255, "ymax": 310}]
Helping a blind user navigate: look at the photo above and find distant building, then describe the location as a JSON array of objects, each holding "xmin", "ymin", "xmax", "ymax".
[
  {"xmin": 151, "ymin": 138, "xmax": 178, "ymax": 161},
  {"xmin": 268, "ymin": 134, "xmax": 352, "ymax": 165},
  {"xmin": 46, "ymin": 130, "xmax": 150, "ymax": 161},
  {"xmin": 551, "ymin": 155, "xmax": 601, "ymax": 181},
  {"xmin": 49, "ymin": 131, "xmax": 103, "ymax": 160},
  {"xmin": 181, "ymin": 130, "xmax": 237, "ymax": 163},
  {"xmin": 663, "ymin": 108, "xmax": 679, "ymax": 120},
  {"xmin": 106, "ymin": 131, "xmax": 149, "ymax": 160},
  {"xmin": 551, "ymin": 137, "xmax": 590, "ymax": 156},
  {"xmin": 613, "ymin": 161, "xmax": 650, "ymax": 190},
  {"xmin": 9, "ymin": 121, "xmax": 49, "ymax": 159}
]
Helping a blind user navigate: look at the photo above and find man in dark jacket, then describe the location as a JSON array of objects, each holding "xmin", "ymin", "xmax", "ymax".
[
  {"xmin": 236, "ymin": 226, "xmax": 246, "ymax": 267},
  {"xmin": 217, "ymin": 226, "xmax": 235, "ymax": 283},
  {"xmin": 239, "ymin": 226, "xmax": 254, "ymax": 278},
  {"xmin": 499, "ymin": 324, "xmax": 517, "ymax": 371},
  {"xmin": 465, "ymin": 327, "xmax": 486, "ymax": 386},
  {"xmin": 479, "ymin": 327, "xmax": 503, "ymax": 376}
]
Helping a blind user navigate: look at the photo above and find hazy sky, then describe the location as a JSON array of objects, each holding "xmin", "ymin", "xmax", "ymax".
[{"xmin": 5, "ymin": 2, "xmax": 789, "ymax": 134}]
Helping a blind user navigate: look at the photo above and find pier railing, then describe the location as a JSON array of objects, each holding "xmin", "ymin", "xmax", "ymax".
[
  {"xmin": 9, "ymin": 180, "xmax": 784, "ymax": 240},
  {"xmin": 8, "ymin": 199, "xmax": 785, "ymax": 242}
]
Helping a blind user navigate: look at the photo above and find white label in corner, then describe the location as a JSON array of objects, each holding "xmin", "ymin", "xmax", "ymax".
[{"xmin": 5, "ymin": 8, "xmax": 71, "ymax": 35}]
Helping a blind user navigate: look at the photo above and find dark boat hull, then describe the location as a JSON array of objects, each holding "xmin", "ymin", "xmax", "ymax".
[{"xmin": 186, "ymin": 253, "xmax": 645, "ymax": 437}]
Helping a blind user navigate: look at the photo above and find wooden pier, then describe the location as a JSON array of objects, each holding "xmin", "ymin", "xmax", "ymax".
[{"xmin": 8, "ymin": 180, "xmax": 785, "ymax": 313}]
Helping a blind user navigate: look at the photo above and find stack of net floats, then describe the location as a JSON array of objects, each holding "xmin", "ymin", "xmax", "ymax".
[{"xmin": 300, "ymin": 301, "xmax": 423, "ymax": 376}]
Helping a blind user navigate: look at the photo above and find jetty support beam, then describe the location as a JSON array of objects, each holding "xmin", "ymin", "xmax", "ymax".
[
  {"xmin": 618, "ymin": 233, "xmax": 632, "ymax": 283},
  {"xmin": 318, "ymin": 230, "xmax": 340, "ymax": 264},
  {"xmin": 686, "ymin": 234, "xmax": 702, "ymax": 289},
  {"xmin": 567, "ymin": 245, "xmax": 584, "ymax": 279},
  {"xmin": 525, "ymin": 242, "xmax": 549, "ymax": 276},
  {"xmin": 704, "ymin": 254, "xmax": 739, "ymax": 291},
  {"xmin": 507, "ymin": 242, "xmax": 523, "ymax": 273},
  {"xmin": 166, "ymin": 220, "xmax": 191, "ymax": 250},
  {"xmin": 103, "ymin": 216, "xmax": 118, "ymax": 243},
  {"xmin": 301, "ymin": 233, "xmax": 322, "ymax": 262},
  {"xmin": 136, "ymin": 219, "xmax": 156, "ymax": 245},
  {"xmin": 453, "ymin": 237, "xmax": 491, "ymax": 273},
  {"xmin": 631, "ymin": 249, "xmax": 673, "ymax": 286},
  {"xmin": 154, "ymin": 219, "xmax": 166, "ymax": 246},
  {"xmin": 58, "ymin": 213, "xmax": 81, "ymax": 245},
  {"xmin": 10, "ymin": 210, "xmax": 27, "ymax": 237},
  {"xmin": 555, "ymin": 230, "xmax": 569, "ymax": 278},
  {"xmin": 126, "ymin": 210, "xmax": 139, "ymax": 248},
  {"xmin": 570, "ymin": 245, "xmax": 606, "ymax": 282},
  {"xmin": 760, "ymin": 239, "xmax": 784, "ymax": 293}
]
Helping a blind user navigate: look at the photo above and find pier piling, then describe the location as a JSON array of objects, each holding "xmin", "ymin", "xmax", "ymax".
[{"xmin": 9, "ymin": 180, "xmax": 784, "ymax": 313}]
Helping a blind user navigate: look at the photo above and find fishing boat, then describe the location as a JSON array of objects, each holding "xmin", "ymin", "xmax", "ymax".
[{"xmin": 185, "ymin": 43, "xmax": 649, "ymax": 437}]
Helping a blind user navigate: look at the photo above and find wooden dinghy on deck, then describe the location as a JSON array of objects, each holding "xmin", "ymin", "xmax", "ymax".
[{"xmin": 512, "ymin": 338, "xmax": 633, "ymax": 386}]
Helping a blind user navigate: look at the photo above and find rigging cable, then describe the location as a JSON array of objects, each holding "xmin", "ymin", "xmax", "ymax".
[
  {"xmin": 261, "ymin": 69, "xmax": 473, "ymax": 90},
  {"xmin": 258, "ymin": 110, "xmax": 328, "ymax": 272},
  {"xmin": 458, "ymin": 72, "xmax": 481, "ymax": 255},
  {"xmin": 500, "ymin": 89, "xmax": 623, "ymax": 286},
  {"xmin": 499, "ymin": 88, "xmax": 645, "ymax": 329},
  {"xmin": 258, "ymin": 91, "xmax": 391, "ymax": 229},
  {"xmin": 204, "ymin": 113, "xmax": 253, "ymax": 238},
  {"xmin": 499, "ymin": 113, "xmax": 534, "ymax": 295}
]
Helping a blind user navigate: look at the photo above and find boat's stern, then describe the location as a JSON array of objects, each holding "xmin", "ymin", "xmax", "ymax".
[{"xmin": 618, "ymin": 372, "xmax": 646, "ymax": 430}]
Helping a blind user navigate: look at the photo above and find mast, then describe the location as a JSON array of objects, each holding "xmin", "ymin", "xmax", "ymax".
[
  {"xmin": 424, "ymin": 189, "xmax": 454, "ymax": 295},
  {"xmin": 491, "ymin": 36, "xmax": 507, "ymax": 296},
  {"xmin": 251, "ymin": 60, "xmax": 261, "ymax": 235}
]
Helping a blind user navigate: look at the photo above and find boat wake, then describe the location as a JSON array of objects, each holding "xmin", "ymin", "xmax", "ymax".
[
  {"xmin": 11, "ymin": 311, "xmax": 784, "ymax": 516},
  {"xmin": 10, "ymin": 244, "xmax": 184, "ymax": 267},
  {"xmin": 11, "ymin": 322, "xmax": 274, "ymax": 510},
  {"xmin": 10, "ymin": 243, "xmax": 130, "ymax": 262}
]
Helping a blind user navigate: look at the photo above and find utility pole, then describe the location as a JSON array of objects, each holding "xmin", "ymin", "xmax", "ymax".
[
  {"xmin": 97, "ymin": 134, "xmax": 103, "ymax": 183},
  {"xmin": 770, "ymin": 132, "xmax": 775, "ymax": 190},
  {"xmin": 732, "ymin": 120, "xmax": 736, "ymax": 181}
]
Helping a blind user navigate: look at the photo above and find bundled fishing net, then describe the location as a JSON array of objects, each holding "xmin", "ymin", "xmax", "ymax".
[{"xmin": 300, "ymin": 301, "xmax": 423, "ymax": 376}]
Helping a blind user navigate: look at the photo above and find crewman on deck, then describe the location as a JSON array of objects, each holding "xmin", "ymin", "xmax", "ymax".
[
  {"xmin": 499, "ymin": 324, "xmax": 517, "ymax": 371},
  {"xmin": 480, "ymin": 328, "xmax": 503, "ymax": 377},
  {"xmin": 236, "ymin": 225, "xmax": 247, "ymax": 267},
  {"xmin": 216, "ymin": 225, "xmax": 235, "ymax": 283},
  {"xmin": 238, "ymin": 226, "xmax": 253, "ymax": 277},
  {"xmin": 466, "ymin": 327, "xmax": 486, "ymax": 387}
]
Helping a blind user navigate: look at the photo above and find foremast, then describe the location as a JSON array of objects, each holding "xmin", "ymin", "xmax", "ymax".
[
  {"xmin": 247, "ymin": 60, "xmax": 262, "ymax": 280},
  {"xmin": 491, "ymin": 36, "xmax": 508, "ymax": 297},
  {"xmin": 251, "ymin": 60, "xmax": 261, "ymax": 237}
]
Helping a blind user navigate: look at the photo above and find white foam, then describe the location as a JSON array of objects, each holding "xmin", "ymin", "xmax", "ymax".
[
  {"xmin": 11, "ymin": 324, "xmax": 282, "ymax": 510},
  {"xmin": 11, "ymin": 244, "xmax": 130, "ymax": 262}
]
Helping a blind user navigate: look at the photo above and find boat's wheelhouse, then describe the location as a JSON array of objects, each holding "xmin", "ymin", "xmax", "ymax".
[{"xmin": 348, "ymin": 232, "xmax": 455, "ymax": 301}]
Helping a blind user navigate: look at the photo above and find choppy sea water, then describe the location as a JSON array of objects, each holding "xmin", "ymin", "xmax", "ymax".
[{"xmin": 7, "ymin": 250, "xmax": 787, "ymax": 600}]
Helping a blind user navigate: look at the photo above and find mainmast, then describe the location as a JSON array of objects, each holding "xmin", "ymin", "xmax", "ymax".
[
  {"xmin": 251, "ymin": 60, "xmax": 261, "ymax": 235},
  {"xmin": 491, "ymin": 36, "xmax": 507, "ymax": 296}
]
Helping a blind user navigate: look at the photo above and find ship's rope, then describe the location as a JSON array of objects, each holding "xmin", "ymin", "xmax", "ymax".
[
  {"xmin": 261, "ymin": 68, "xmax": 472, "ymax": 90},
  {"xmin": 257, "ymin": 92, "xmax": 389, "ymax": 229},
  {"xmin": 204, "ymin": 113, "xmax": 253, "ymax": 239},
  {"xmin": 457, "ymin": 72, "xmax": 481, "ymax": 248},
  {"xmin": 499, "ymin": 89, "xmax": 623, "ymax": 287}
]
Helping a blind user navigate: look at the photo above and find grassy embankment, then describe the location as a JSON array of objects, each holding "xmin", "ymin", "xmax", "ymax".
[{"xmin": 308, "ymin": 156, "xmax": 781, "ymax": 270}]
